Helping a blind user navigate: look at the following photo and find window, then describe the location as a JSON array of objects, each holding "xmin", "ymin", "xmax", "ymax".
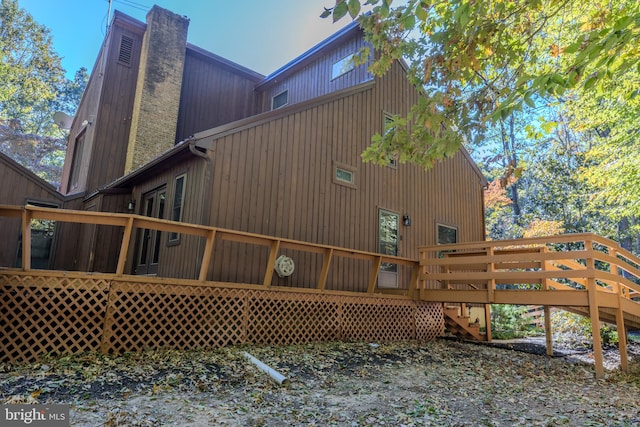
[
  {"xmin": 272, "ymin": 90, "xmax": 288, "ymax": 110},
  {"xmin": 332, "ymin": 53, "xmax": 355, "ymax": 80},
  {"xmin": 118, "ymin": 35, "xmax": 134, "ymax": 66},
  {"xmin": 383, "ymin": 113, "xmax": 398, "ymax": 168},
  {"xmin": 332, "ymin": 162, "xmax": 357, "ymax": 188},
  {"xmin": 68, "ymin": 132, "xmax": 85, "ymax": 192},
  {"xmin": 378, "ymin": 209, "xmax": 400, "ymax": 288},
  {"xmin": 169, "ymin": 174, "xmax": 186, "ymax": 243},
  {"xmin": 437, "ymin": 224, "xmax": 458, "ymax": 245}
]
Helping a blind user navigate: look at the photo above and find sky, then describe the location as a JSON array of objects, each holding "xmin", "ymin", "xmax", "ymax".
[{"xmin": 17, "ymin": 0, "xmax": 355, "ymax": 79}]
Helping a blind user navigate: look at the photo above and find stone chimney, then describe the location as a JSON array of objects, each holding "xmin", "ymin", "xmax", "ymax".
[{"xmin": 125, "ymin": 6, "xmax": 189, "ymax": 173}]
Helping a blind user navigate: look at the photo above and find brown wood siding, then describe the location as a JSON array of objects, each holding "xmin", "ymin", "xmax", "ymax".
[
  {"xmin": 61, "ymin": 24, "xmax": 144, "ymax": 196},
  {"xmin": 122, "ymin": 156, "xmax": 207, "ymax": 279},
  {"xmin": 0, "ymin": 156, "xmax": 64, "ymax": 268},
  {"xmin": 257, "ymin": 35, "xmax": 372, "ymax": 113},
  {"xmin": 175, "ymin": 51, "xmax": 260, "ymax": 142},
  {"xmin": 203, "ymin": 61, "xmax": 485, "ymax": 290},
  {"xmin": 84, "ymin": 26, "xmax": 144, "ymax": 195}
]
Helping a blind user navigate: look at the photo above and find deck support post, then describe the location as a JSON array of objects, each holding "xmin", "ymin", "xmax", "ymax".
[
  {"xmin": 611, "ymin": 248, "xmax": 628, "ymax": 372},
  {"xmin": 585, "ymin": 240, "xmax": 604, "ymax": 379},
  {"xmin": 484, "ymin": 303, "xmax": 492, "ymax": 342}
]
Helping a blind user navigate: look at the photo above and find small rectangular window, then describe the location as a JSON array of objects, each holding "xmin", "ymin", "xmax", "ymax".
[
  {"xmin": 272, "ymin": 90, "xmax": 288, "ymax": 110},
  {"xmin": 335, "ymin": 168, "xmax": 353, "ymax": 184},
  {"xmin": 118, "ymin": 35, "xmax": 134, "ymax": 66},
  {"xmin": 332, "ymin": 53, "xmax": 355, "ymax": 80},
  {"xmin": 332, "ymin": 161, "xmax": 357, "ymax": 189},
  {"xmin": 437, "ymin": 224, "xmax": 458, "ymax": 245},
  {"xmin": 384, "ymin": 113, "xmax": 398, "ymax": 168},
  {"xmin": 168, "ymin": 174, "xmax": 186, "ymax": 243}
]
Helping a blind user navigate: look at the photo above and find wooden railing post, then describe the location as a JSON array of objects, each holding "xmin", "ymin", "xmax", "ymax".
[
  {"xmin": 368, "ymin": 256, "xmax": 383, "ymax": 294},
  {"xmin": 585, "ymin": 239, "xmax": 604, "ymax": 379},
  {"xmin": 198, "ymin": 229, "xmax": 217, "ymax": 282},
  {"xmin": 318, "ymin": 248, "xmax": 333, "ymax": 291},
  {"xmin": 263, "ymin": 240, "xmax": 281, "ymax": 287},
  {"xmin": 486, "ymin": 247, "xmax": 495, "ymax": 303},
  {"xmin": 541, "ymin": 247, "xmax": 554, "ymax": 357},
  {"xmin": 408, "ymin": 263, "xmax": 420, "ymax": 299},
  {"xmin": 21, "ymin": 208, "xmax": 32, "ymax": 271},
  {"xmin": 116, "ymin": 216, "xmax": 134, "ymax": 276}
]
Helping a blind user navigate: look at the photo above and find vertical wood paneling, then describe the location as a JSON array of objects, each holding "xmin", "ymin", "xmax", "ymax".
[
  {"xmin": 176, "ymin": 51, "xmax": 260, "ymax": 142},
  {"xmin": 0, "ymin": 156, "xmax": 64, "ymax": 268},
  {"xmin": 257, "ymin": 35, "xmax": 373, "ymax": 113},
  {"xmin": 201, "ymin": 59, "xmax": 485, "ymax": 290}
]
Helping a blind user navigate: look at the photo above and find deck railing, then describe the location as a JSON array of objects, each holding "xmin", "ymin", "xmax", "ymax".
[
  {"xmin": 1, "ymin": 204, "xmax": 420, "ymax": 296},
  {"xmin": 419, "ymin": 234, "xmax": 640, "ymax": 377}
]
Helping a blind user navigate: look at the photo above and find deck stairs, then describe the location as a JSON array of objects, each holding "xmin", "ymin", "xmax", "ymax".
[{"xmin": 443, "ymin": 305, "xmax": 487, "ymax": 341}]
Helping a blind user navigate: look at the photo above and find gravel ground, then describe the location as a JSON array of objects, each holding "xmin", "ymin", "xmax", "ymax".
[{"xmin": 2, "ymin": 338, "xmax": 640, "ymax": 426}]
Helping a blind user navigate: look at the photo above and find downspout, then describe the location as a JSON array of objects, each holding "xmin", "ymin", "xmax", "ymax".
[{"xmin": 188, "ymin": 137, "xmax": 214, "ymax": 279}]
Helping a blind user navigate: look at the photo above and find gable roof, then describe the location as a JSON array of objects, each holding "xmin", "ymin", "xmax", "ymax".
[{"xmin": 0, "ymin": 151, "xmax": 64, "ymax": 201}]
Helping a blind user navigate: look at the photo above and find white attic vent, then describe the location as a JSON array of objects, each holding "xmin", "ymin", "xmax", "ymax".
[{"xmin": 118, "ymin": 35, "xmax": 134, "ymax": 66}]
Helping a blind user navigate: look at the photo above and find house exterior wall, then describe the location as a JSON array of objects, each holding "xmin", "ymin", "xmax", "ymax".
[
  {"xmin": 175, "ymin": 49, "xmax": 262, "ymax": 142},
  {"xmin": 256, "ymin": 32, "xmax": 372, "ymax": 113},
  {"xmin": 119, "ymin": 154, "xmax": 208, "ymax": 278},
  {"xmin": 60, "ymin": 13, "xmax": 145, "ymax": 196},
  {"xmin": 195, "ymin": 61, "xmax": 485, "ymax": 290}
]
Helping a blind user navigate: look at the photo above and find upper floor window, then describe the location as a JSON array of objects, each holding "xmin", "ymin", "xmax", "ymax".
[
  {"xmin": 437, "ymin": 224, "xmax": 458, "ymax": 245},
  {"xmin": 332, "ymin": 53, "xmax": 355, "ymax": 80},
  {"xmin": 272, "ymin": 90, "xmax": 288, "ymax": 110},
  {"xmin": 332, "ymin": 161, "xmax": 357, "ymax": 189}
]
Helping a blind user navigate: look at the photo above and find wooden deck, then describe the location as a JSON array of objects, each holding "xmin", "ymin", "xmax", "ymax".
[
  {"xmin": 2, "ymin": 205, "xmax": 639, "ymax": 379},
  {"xmin": 419, "ymin": 235, "xmax": 640, "ymax": 378}
]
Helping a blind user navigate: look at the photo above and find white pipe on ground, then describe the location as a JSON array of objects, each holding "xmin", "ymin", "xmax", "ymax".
[{"xmin": 242, "ymin": 351, "xmax": 290, "ymax": 387}]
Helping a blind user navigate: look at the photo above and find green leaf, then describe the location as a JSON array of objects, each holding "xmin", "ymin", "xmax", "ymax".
[
  {"xmin": 583, "ymin": 75, "xmax": 598, "ymax": 90},
  {"xmin": 524, "ymin": 93, "xmax": 535, "ymax": 108},
  {"xmin": 563, "ymin": 41, "xmax": 581, "ymax": 54},
  {"xmin": 613, "ymin": 16, "xmax": 634, "ymax": 31},
  {"xmin": 416, "ymin": 5, "xmax": 428, "ymax": 21},
  {"xmin": 402, "ymin": 13, "xmax": 416, "ymax": 30},
  {"xmin": 333, "ymin": 1, "xmax": 349, "ymax": 22},
  {"xmin": 320, "ymin": 8, "xmax": 332, "ymax": 19},
  {"xmin": 348, "ymin": 0, "xmax": 361, "ymax": 19}
]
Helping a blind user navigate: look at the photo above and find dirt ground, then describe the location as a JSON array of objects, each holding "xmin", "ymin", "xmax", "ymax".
[{"xmin": 2, "ymin": 338, "xmax": 640, "ymax": 426}]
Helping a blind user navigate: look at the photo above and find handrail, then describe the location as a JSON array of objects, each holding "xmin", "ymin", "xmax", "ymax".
[
  {"xmin": 1, "ymin": 204, "xmax": 420, "ymax": 295},
  {"xmin": 419, "ymin": 233, "xmax": 640, "ymax": 300}
]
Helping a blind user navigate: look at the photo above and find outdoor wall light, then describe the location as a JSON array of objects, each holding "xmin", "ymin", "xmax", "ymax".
[
  {"xmin": 127, "ymin": 200, "xmax": 136, "ymax": 212},
  {"xmin": 402, "ymin": 214, "xmax": 411, "ymax": 227}
]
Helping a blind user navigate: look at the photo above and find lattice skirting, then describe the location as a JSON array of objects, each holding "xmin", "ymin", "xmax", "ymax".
[{"xmin": 1, "ymin": 274, "xmax": 444, "ymax": 363}]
